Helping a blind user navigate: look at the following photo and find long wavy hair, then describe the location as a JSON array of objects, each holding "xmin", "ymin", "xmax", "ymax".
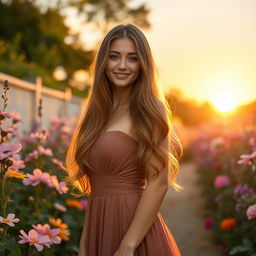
[{"xmin": 64, "ymin": 24, "xmax": 183, "ymax": 196}]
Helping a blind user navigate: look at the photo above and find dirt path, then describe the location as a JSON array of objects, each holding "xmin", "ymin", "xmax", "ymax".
[{"xmin": 160, "ymin": 161, "xmax": 222, "ymax": 256}]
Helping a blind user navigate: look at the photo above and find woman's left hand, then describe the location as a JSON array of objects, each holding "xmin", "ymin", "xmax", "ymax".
[{"xmin": 113, "ymin": 244, "xmax": 135, "ymax": 256}]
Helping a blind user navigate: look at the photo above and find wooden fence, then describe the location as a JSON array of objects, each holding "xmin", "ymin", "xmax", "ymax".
[{"xmin": 0, "ymin": 72, "xmax": 84, "ymax": 132}]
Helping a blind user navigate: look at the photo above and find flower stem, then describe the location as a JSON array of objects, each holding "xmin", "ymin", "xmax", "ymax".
[
  {"xmin": 0, "ymin": 162, "xmax": 7, "ymax": 217},
  {"xmin": 28, "ymin": 245, "xmax": 36, "ymax": 256}
]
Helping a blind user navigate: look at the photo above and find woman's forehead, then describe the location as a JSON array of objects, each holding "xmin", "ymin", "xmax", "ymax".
[{"xmin": 110, "ymin": 37, "xmax": 137, "ymax": 52}]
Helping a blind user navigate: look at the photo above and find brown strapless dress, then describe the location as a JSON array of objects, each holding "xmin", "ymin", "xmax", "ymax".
[{"xmin": 84, "ymin": 130, "xmax": 181, "ymax": 256}]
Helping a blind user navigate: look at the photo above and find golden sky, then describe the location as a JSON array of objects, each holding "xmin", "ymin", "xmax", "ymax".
[
  {"xmin": 142, "ymin": 0, "xmax": 256, "ymax": 106},
  {"xmin": 64, "ymin": 0, "xmax": 256, "ymax": 108}
]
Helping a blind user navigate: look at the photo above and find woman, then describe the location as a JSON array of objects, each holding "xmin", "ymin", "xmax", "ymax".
[{"xmin": 65, "ymin": 24, "xmax": 183, "ymax": 256}]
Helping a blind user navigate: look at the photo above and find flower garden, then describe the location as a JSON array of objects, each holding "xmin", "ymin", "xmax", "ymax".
[
  {"xmin": 189, "ymin": 121, "xmax": 256, "ymax": 255},
  {"xmin": 0, "ymin": 80, "xmax": 86, "ymax": 255},
  {"xmin": 0, "ymin": 78, "xmax": 255, "ymax": 256}
]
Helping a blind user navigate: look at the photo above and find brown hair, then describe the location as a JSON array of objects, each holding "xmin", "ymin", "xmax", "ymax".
[{"xmin": 64, "ymin": 24, "xmax": 183, "ymax": 196}]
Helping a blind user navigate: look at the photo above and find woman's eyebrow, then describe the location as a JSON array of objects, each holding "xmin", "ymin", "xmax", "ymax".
[{"xmin": 109, "ymin": 50, "xmax": 138, "ymax": 55}]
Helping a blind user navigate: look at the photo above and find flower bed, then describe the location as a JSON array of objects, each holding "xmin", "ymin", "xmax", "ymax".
[
  {"xmin": 0, "ymin": 80, "xmax": 86, "ymax": 255},
  {"xmin": 189, "ymin": 122, "xmax": 256, "ymax": 255}
]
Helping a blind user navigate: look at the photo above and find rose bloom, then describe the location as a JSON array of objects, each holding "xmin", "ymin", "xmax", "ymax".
[
  {"xmin": 204, "ymin": 218, "xmax": 214, "ymax": 230},
  {"xmin": 246, "ymin": 204, "xmax": 256, "ymax": 220},
  {"xmin": 214, "ymin": 175, "xmax": 230, "ymax": 189},
  {"xmin": 220, "ymin": 218, "xmax": 237, "ymax": 231}
]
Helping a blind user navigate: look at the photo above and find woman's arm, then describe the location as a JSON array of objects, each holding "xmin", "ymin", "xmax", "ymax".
[
  {"xmin": 117, "ymin": 176, "xmax": 168, "ymax": 253},
  {"xmin": 114, "ymin": 102, "xmax": 170, "ymax": 254},
  {"xmin": 78, "ymin": 195, "xmax": 91, "ymax": 256}
]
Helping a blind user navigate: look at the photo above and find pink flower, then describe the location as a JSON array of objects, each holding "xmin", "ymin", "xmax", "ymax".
[
  {"xmin": 0, "ymin": 125, "xmax": 16, "ymax": 135},
  {"xmin": 204, "ymin": 217, "xmax": 214, "ymax": 230},
  {"xmin": 32, "ymin": 224, "xmax": 61, "ymax": 245},
  {"xmin": 0, "ymin": 142, "xmax": 22, "ymax": 160},
  {"xmin": 48, "ymin": 175, "xmax": 59, "ymax": 188},
  {"xmin": 38, "ymin": 145, "xmax": 53, "ymax": 157},
  {"xmin": 0, "ymin": 111, "xmax": 12, "ymax": 120},
  {"xmin": 9, "ymin": 111, "xmax": 23, "ymax": 123},
  {"xmin": 0, "ymin": 213, "xmax": 20, "ymax": 226},
  {"xmin": 237, "ymin": 151, "xmax": 256, "ymax": 165},
  {"xmin": 49, "ymin": 176, "xmax": 69, "ymax": 195},
  {"xmin": 23, "ymin": 168, "xmax": 45, "ymax": 186},
  {"xmin": 24, "ymin": 150, "xmax": 39, "ymax": 162},
  {"xmin": 24, "ymin": 146, "xmax": 53, "ymax": 162},
  {"xmin": 249, "ymin": 138, "xmax": 256, "ymax": 151},
  {"xmin": 55, "ymin": 181, "xmax": 69, "ymax": 195},
  {"xmin": 18, "ymin": 229, "xmax": 50, "ymax": 252},
  {"xmin": 214, "ymin": 175, "xmax": 230, "ymax": 189},
  {"xmin": 53, "ymin": 202, "xmax": 67, "ymax": 212},
  {"xmin": 30, "ymin": 130, "xmax": 47, "ymax": 141},
  {"xmin": 246, "ymin": 204, "xmax": 256, "ymax": 220},
  {"xmin": 23, "ymin": 169, "xmax": 68, "ymax": 194},
  {"xmin": 52, "ymin": 158, "xmax": 64, "ymax": 169},
  {"xmin": 8, "ymin": 154, "xmax": 25, "ymax": 171}
]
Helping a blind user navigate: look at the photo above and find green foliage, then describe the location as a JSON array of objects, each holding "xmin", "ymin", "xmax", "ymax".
[
  {"xmin": 0, "ymin": 0, "xmax": 151, "ymax": 97},
  {"xmin": 0, "ymin": 0, "xmax": 93, "ymax": 94}
]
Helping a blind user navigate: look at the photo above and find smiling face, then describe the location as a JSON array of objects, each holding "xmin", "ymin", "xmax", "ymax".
[{"xmin": 106, "ymin": 37, "xmax": 140, "ymax": 89}]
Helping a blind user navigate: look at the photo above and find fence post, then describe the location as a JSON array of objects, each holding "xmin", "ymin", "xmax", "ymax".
[
  {"xmin": 33, "ymin": 76, "xmax": 42, "ymax": 129},
  {"xmin": 64, "ymin": 87, "xmax": 72, "ymax": 119}
]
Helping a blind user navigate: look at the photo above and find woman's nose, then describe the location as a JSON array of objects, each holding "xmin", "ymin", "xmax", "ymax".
[{"xmin": 119, "ymin": 58, "xmax": 127, "ymax": 69}]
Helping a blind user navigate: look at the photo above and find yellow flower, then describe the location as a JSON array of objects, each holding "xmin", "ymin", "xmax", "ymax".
[
  {"xmin": 6, "ymin": 170, "xmax": 27, "ymax": 180},
  {"xmin": 49, "ymin": 218, "xmax": 70, "ymax": 241}
]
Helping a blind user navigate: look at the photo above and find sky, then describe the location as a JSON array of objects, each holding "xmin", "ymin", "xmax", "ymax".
[
  {"xmin": 64, "ymin": 0, "xmax": 256, "ymax": 108},
  {"xmin": 143, "ymin": 0, "xmax": 256, "ymax": 106}
]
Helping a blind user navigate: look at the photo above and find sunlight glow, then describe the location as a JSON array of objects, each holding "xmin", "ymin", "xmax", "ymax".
[{"xmin": 211, "ymin": 91, "xmax": 238, "ymax": 113}]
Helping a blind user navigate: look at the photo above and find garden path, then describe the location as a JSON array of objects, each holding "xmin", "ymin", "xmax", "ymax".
[{"xmin": 160, "ymin": 161, "xmax": 223, "ymax": 256}]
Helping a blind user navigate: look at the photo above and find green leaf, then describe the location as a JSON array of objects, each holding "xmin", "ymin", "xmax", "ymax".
[{"xmin": 229, "ymin": 246, "xmax": 251, "ymax": 255}]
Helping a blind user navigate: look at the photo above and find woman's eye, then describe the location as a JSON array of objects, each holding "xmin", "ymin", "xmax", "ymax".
[
  {"xmin": 110, "ymin": 55, "xmax": 118, "ymax": 60},
  {"xmin": 129, "ymin": 56, "xmax": 138, "ymax": 62}
]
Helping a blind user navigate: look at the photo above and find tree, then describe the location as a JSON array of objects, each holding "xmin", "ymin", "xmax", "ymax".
[{"xmin": 0, "ymin": 0, "xmax": 151, "ymax": 96}]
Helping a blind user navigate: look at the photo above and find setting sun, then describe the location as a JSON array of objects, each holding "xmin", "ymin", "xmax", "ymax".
[{"xmin": 211, "ymin": 91, "xmax": 238, "ymax": 113}]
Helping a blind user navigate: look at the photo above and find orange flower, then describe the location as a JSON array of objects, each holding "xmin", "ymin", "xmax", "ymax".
[
  {"xmin": 6, "ymin": 170, "xmax": 27, "ymax": 180},
  {"xmin": 66, "ymin": 199, "xmax": 83, "ymax": 210},
  {"xmin": 49, "ymin": 218, "xmax": 70, "ymax": 241},
  {"xmin": 220, "ymin": 218, "xmax": 237, "ymax": 231}
]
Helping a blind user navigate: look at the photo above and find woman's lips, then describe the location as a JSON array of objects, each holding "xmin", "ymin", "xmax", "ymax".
[{"xmin": 114, "ymin": 73, "xmax": 130, "ymax": 79}]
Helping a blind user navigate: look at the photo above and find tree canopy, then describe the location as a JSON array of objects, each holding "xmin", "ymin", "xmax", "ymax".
[{"xmin": 0, "ymin": 0, "xmax": 151, "ymax": 96}]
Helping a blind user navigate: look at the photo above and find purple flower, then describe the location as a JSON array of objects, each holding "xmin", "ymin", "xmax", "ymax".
[
  {"xmin": 79, "ymin": 199, "xmax": 88, "ymax": 211},
  {"xmin": 246, "ymin": 204, "xmax": 256, "ymax": 220},
  {"xmin": 214, "ymin": 175, "xmax": 230, "ymax": 189},
  {"xmin": 234, "ymin": 184, "xmax": 255, "ymax": 196}
]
